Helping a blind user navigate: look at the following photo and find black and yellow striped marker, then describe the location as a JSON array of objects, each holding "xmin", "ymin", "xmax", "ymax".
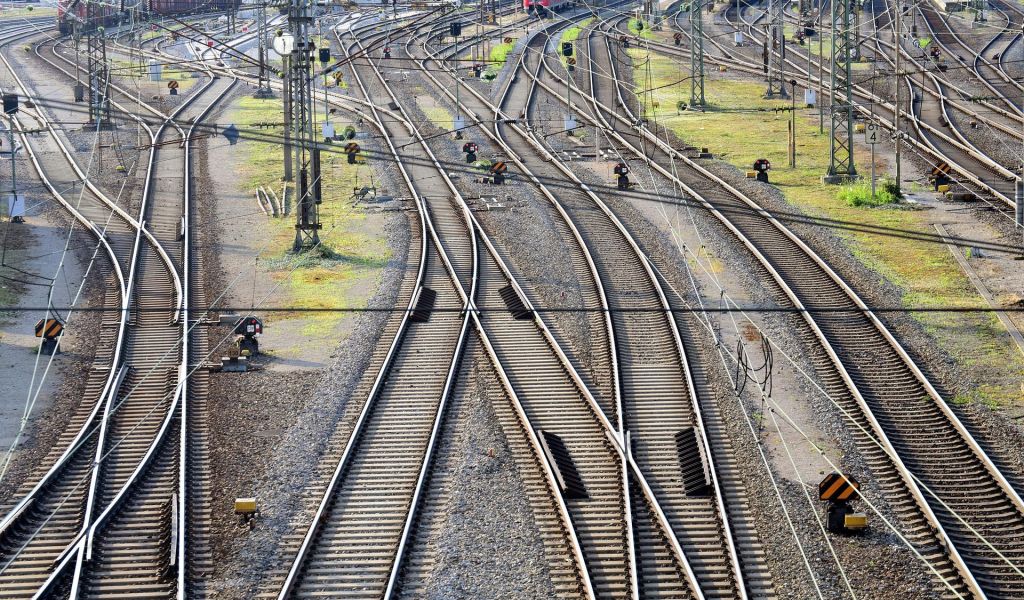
[
  {"xmin": 35, "ymin": 318, "xmax": 64, "ymax": 339},
  {"xmin": 818, "ymin": 472, "xmax": 860, "ymax": 502}
]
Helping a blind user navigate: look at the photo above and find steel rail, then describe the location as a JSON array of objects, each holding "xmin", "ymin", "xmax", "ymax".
[
  {"xmin": 347, "ymin": 13, "xmax": 619, "ymax": 599},
  {"xmin": 18, "ymin": 24, "xmax": 225, "ymax": 598},
  {"xmin": 0, "ymin": 20, "xmax": 190, "ymax": 595},
  {"xmin": 0, "ymin": 29, "xmax": 146, "ymax": 585},
  {"xmin": 520, "ymin": 21, "xmax": 747, "ymax": 599},
  {"xmin": 0, "ymin": 25, "xmax": 130, "ymax": 571},
  {"xmin": 177, "ymin": 34, "xmax": 238, "ymax": 600},
  {"xmin": 682, "ymin": 2, "xmax": 1019, "ymax": 208},
  {"xmin": 415, "ymin": 12, "xmax": 716, "ymax": 599},
  {"xmin": 274, "ymin": 11, "xmax": 473, "ymax": 598},
  {"xmin": 727, "ymin": 1, "xmax": 1016, "ymax": 206},
  {"xmin": 563, "ymin": 11, "xmax": 1024, "ymax": 597},
  {"xmin": 569, "ymin": 19, "xmax": 750, "ymax": 599},
  {"xmin": 573, "ymin": 16, "xmax": 980, "ymax": 598},
  {"xmin": 916, "ymin": 1, "xmax": 1024, "ymax": 117},
  {"xmin": 338, "ymin": 15, "xmax": 483, "ymax": 599}
]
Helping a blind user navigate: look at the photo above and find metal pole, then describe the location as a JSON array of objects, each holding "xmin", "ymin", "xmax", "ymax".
[
  {"xmin": 871, "ymin": 143, "xmax": 876, "ymax": 202},
  {"xmin": 7, "ymin": 123, "xmax": 16, "ymax": 221},
  {"xmin": 321, "ymin": 20, "xmax": 328, "ymax": 124},
  {"xmin": 454, "ymin": 34, "xmax": 461, "ymax": 121},
  {"xmin": 790, "ymin": 81, "xmax": 796, "ymax": 167},
  {"xmin": 825, "ymin": 0, "xmax": 856, "ymax": 181},
  {"xmin": 1015, "ymin": 178, "xmax": 1023, "ymax": 228},
  {"xmin": 290, "ymin": 0, "xmax": 320, "ymax": 251},
  {"xmin": 690, "ymin": 0, "xmax": 705, "ymax": 108},
  {"xmin": 256, "ymin": 0, "xmax": 270, "ymax": 96},
  {"xmin": 283, "ymin": 55, "xmax": 293, "ymax": 181},
  {"xmin": 894, "ymin": 0, "xmax": 902, "ymax": 191},
  {"xmin": 765, "ymin": 0, "xmax": 787, "ymax": 97},
  {"xmin": 818, "ymin": 0, "xmax": 824, "ymax": 133}
]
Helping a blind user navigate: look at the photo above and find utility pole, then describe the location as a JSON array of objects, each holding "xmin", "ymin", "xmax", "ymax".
[
  {"xmin": 690, "ymin": 0, "xmax": 705, "ymax": 108},
  {"xmin": 818, "ymin": 0, "xmax": 824, "ymax": 132},
  {"xmin": 255, "ymin": 0, "xmax": 272, "ymax": 97},
  {"xmin": 789, "ymin": 79, "xmax": 797, "ymax": 167},
  {"xmin": 288, "ymin": 0, "xmax": 321, "ymax": 251},
  {"xmin": 85, "ymin": 2, "xmax": 111, "ymax": 126},
  {"xmin": 894, "ymin": 0, "xmax": 903, "ymax": 191},
  {"xmin": 451, "ymin": 21, "xmax": 464, "ymax": 135},
  {"xmin": 825, "ymin": 0, "xmax": 856, "ymax": 182},
  {"xmin": 852, "ymin": 0, "xmax": 860, "ymax": 61},
  {"xmin": 2, "ymin": 95, "xmax": 20, "ymax": 222},
  {"xmin": 765, "ymin": 0, "xmax": 787, "ymax": 97},
  {"xmin": 283, "ymin": 55, "xmax": 293, "ymax": 181}
]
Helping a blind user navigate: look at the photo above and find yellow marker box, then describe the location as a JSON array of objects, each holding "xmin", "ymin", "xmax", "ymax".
[
  {"xmin": 844, "ymin": 513, "xmax": 868, "ymax": 530},
  {"xmin": 234, "ymin": 498, "xmax": 258, "ymax": 514}
]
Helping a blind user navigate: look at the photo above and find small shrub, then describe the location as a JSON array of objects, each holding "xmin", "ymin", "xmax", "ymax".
[{"xmin": 839, "ymin": 178, "xmax": 901, "ymax": 207}]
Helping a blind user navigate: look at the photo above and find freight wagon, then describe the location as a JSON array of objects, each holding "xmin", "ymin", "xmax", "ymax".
[{"xmin": 58, "ymin": 0, "xmax": 240, "ymax": 35}]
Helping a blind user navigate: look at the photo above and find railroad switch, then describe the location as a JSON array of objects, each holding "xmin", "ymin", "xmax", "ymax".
[
  {"xmin": 234, "ymin": 497, "xmax": 260, "ymax": 530},
  {"xmin": 819, "ymin": 472, "xmax": 868, "ymax": 535}
]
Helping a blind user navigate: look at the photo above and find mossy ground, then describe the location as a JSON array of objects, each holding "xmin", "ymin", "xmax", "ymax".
[
  {"xmin": 631, "ymin": 48, "xmax": 1024, "ymax": 407},
  {"xmin": 0, "ymin": 6, "xmax": 56, "ymax": 18},
  {"xmin": 489, "ymin": 38, "xmax": 517, "ymax": 64},
  {"xmin": 229, "ymin": 96, "xmax": 390, "ymax": 352},
  {"xmin": 109, "ymin": 57, "xmax": 198, "ymax": 91}
]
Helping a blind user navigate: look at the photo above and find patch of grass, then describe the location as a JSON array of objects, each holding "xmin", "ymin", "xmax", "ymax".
[
  {"xmin": 628, "ymin": 18, "xmax": 655, "ymax": 40},
  {"xmin": 0, "ymin": 5, "xmax": 56, "ymax": 18},
  {"xmin": 490, "ymin": 39, "xmax": 516, "ymax": 64},
  {"xmin": 109, "ymin": 57, "xmax": 196, "ymax": 90},
  {"xmin": 561, "ymin": 17, "xmax": 594, "ymax": 45},
  {"xmin": 419, "ymin": 100, "xmax": 454, "ymax": 130},
  {"xmin": 230, "ymin": 96, "xmax": 390, "ymax": 350},
  {"xmin": 838, "ymin": 178, "xmax": 901, "ymax": 207},
  {"xmin": 632, "ymin": 49, "xmax": 1024, "ymax": 407}
]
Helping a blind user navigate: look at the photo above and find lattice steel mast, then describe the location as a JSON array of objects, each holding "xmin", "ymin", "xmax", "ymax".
[
  {"xmin": 689, "ymin": 0, "xmax": 705, "ymax": 108},
  {"xmin": 826, "ymin": 0, "xmax": 857, "ymax": 181},
  {"xmin": 255, "ymin": 0, "xmax": 272, "ymax": 96},
  {"xmin": 85, "ymin": 0, "xmax": 111, "ymax": 125},
  {"xmin": 288, "ymin": 0, "xmax": 322, "ymax": 250},
  {"xmin": 765, "ymin": 0, "xmax": 787, "ymax": 97}
]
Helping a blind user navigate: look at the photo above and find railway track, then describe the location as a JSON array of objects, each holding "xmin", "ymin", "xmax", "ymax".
[
  {"xmin": 531, "ymin": 9, "xmax": 1024, "ymax": 597},
  {"xmin": 271, "ymin": 11, "xmax": 596, "ymax": 599},
  {"xmin": 0, "ymin": 21, "xmax": 233, "ymax": 598},
  {"xmin": 403, "ymin": 9, "xmax": 765, "ymax": 598},
  {"xmin": 664, "ymin": 0, "xmax": 1024, "ymax": 213}
]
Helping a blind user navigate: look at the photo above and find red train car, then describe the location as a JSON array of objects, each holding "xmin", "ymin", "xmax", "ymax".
[
  {"xmin": 57, "ymin": 0, "xmax": 120, "ymax": 34},
  {"xmin": 58, "ymin": 0, "xmax": 240, "ymax": 34},
  {"xmin": 149, "ymin": 0, "xmax": 239, "ymax": 16},
  {"xmin": 524, "ymin": 0, "xmax": 571, "ymax": 15}
]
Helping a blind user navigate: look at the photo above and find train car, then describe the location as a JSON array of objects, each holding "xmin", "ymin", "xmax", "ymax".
[
  {"xmin": 149, "ymin": 0, "xmax": 239, "ymax": 16},
  {"xmin": 58, "ymin": 0, "xmax": 240, "ymax": 34},
  {"xmin": 57, "ymin": 0, "xmax": 120, "ymax": 34},
  {"xmin": 524, "ymin": 0, "xmax": 571, "ymax": 16}
]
